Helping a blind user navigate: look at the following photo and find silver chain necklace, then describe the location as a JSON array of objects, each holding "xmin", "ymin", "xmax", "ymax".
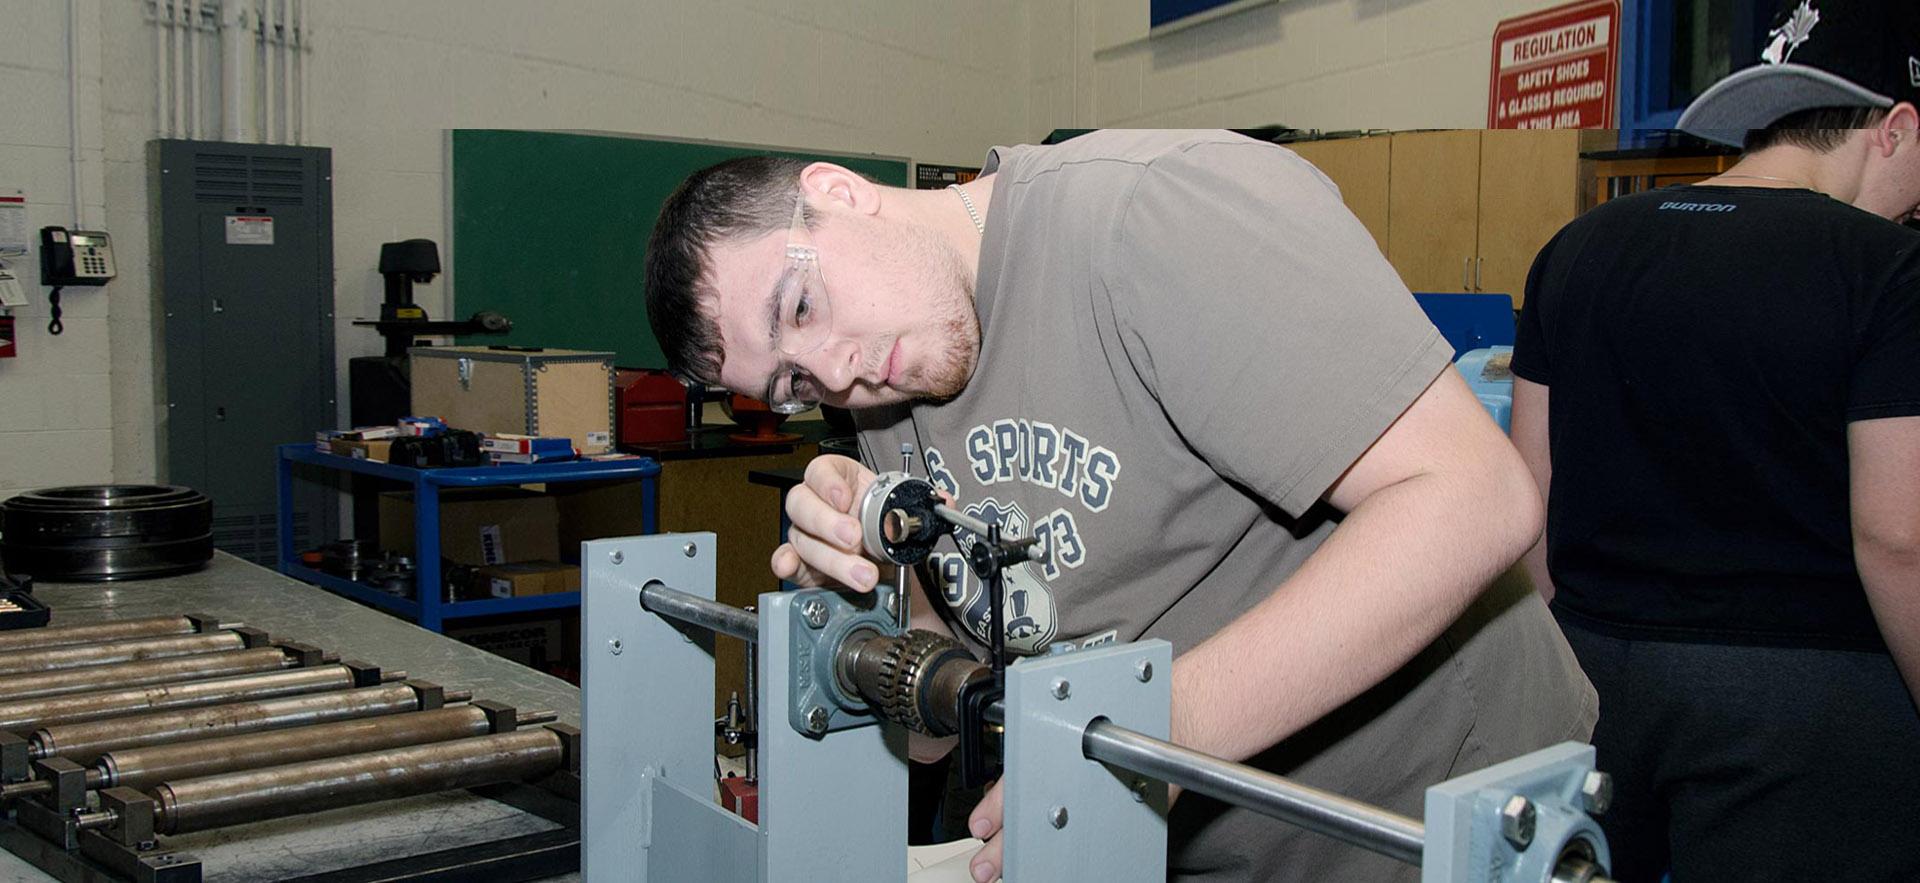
[{"xmin": 948, "ymin": 184, "xmax": 985, "ymax": 234}]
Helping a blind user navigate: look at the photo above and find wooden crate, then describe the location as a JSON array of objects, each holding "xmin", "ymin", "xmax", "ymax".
[{"xmin": 410, "ymin": 346, "xmax": 615, "ymax": 453}]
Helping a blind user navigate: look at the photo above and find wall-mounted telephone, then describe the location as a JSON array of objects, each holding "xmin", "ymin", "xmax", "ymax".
[
  {"xmin": 40, "ymin": 227, "xmax": 116, "ymax": 286},
  {"xmin": 38, "ymin": 226, "xmax": 115, "ymax": 336}
]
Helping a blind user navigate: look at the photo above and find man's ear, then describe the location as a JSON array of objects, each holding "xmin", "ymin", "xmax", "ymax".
[
  {"xmin": 798, "ymin": 163, "xmax": 883, "ymax": 217},
  {"xmin": 1877, "ymin": 102, "xmax": 1919, "ymax": 156}
]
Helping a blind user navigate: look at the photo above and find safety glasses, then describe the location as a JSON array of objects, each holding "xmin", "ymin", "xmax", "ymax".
[{"xmin": 762, "ymin": 196, "xmax": 832, "ymax": 413}]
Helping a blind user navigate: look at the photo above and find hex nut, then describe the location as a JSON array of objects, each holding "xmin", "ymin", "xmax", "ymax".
[
  {"xmin": 802, "ymin": 600, "xmax": 830, "ymax": 629},
  {"xmin": 1580, "ymin": 771, "xmax": 1613, "ymax": 815},
  {"xmin": 1500, "ymin": 795, "xmax": 1536, "ymax": 850}
]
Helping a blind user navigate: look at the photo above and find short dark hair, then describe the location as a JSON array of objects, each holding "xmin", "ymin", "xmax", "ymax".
[
  {"xmin": 1744, "ymin": 105, "xmax": 1891, "ymax": 153},
  {"xmin": 644, "ymin": 156, "xmax": 810, "ymax": 385}
]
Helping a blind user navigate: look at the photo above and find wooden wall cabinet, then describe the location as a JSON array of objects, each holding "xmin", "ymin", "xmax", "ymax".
[
  {"xmin": 1291, "ymin": 129, "xmax": 1593, "ymax": 309},
  {"xmin": 1285, "ymin": 135, "xmax": 1392, "ymax": 251},
  {"xmin": 651, "ymin": 446, "xmax": 819, "ymax": 735}
]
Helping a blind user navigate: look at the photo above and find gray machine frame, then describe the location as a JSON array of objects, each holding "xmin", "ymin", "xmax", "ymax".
[{"xmin": 583, "ymin": 533, "xmax": 1610, "ymax": 882}]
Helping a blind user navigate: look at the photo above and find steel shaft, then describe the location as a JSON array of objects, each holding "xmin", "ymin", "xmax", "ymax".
[
  {"xmin": 153, "ymin": 728, "xmax": 567, "ymax": 835},
  {"xmin": 1080, "ymin": 719, "xmax": 1427, "ymax": 866},
  {"xmin": 0, "ymin": 615, "xmax": 202, "ymax": 654},
  {"xmin": 639, "ymin": 582, "xmax": 758, "ymax": 642},
  {"xmin": 0, "ymin": 647, "xmax": 294, "ymax": 704},
  {"xmin": 0, "ymin": 663, "xmax": 354, "ymax": 733},
  {"xmin": 0, "ymin": 631, "xmax": 248, "ymax": 677},
  {"xmin": 30, "ymin": 680, "xmax": 433, "ymax": 763}
]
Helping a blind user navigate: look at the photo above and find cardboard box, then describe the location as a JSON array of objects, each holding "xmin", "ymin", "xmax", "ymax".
[
  {"xmin": 551, "ymin": 480, "xmax": 651, "ymax": 559},
  {"xmin": 481, "ymin": 433, "xmax": 574, "ymax": 456},
  {"xmin": 477, "ymin": 561, "xmax": 580, "ymax": 598},
  {"xmin": 410, "ymin": 346, "xmax": 615, "ymax": 454},
  {"xmin": 378, "ymin": 488, "xmax": 560, "ymax": 567},
  {"xmin": 331, "ymin": 438, "xmax": 394, "ymax": 461},
  {"xmin": 446, "ymin": 613, "xmax": 572, "ymax": 672}
]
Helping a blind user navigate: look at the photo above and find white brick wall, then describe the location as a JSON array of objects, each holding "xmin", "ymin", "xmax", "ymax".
[
  {"xmin": 4, "ymin": 0, "xmax": 1547, "ymax": 506},
  {"xmin": 0, "ymin": 0, "xmax": 110, "ymax": 503},
  {"xmin": 1, "ymin": 0, "xmax": 1036, "ymax": 506},
  {"xmin": 308, "ymin": 0, "xmax": 1034, "ymax": 432},
  {"xmin": 1034, "ymin": 0, "xmax": 1566, "ymax": 131}
]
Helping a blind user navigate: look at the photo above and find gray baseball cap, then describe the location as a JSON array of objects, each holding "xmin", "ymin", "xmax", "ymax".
[{"xmin": 1678, "ymin": 0, "xmax": 1912, "ymax": 147}]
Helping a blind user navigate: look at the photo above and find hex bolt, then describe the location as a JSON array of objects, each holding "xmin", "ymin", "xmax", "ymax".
[
  {"xmin": 683, "ymin": 542, "xmax": 698, "ymax": 558},
  {"xmin": 883, "ymin": 591, "xmax": 899, "ymax": 616},
  {"xmin": 1135, "ymin": 659, "xmax": 1154, "ymax": 682},
  {"xmin": 805, "ymin": 706, "xmax": 830, "ymax": 734},
  {"xmin": 802, "ymin": 600, "xmax": 830, "ymax": 629},
  {"xmin": 1580, "ymin": 771, "xmax": 1613, "ymax": 816},
  {"xmin": 1048, "ymin": 806, "xmax": 1069, "ymax": 829},
  {"xmin": 609, "ymin": 550, "xmax": 624, "ymax": 564},
  {"xmin": 1051, "ymin": 679, "xmax": 1071, "ymax": 700},
  {"xmin": 1500, "ymin": 795, "xmax": 1536, "ymax": 850},
  {"xmin": 609, "ymin": 639, "xmax": 623, "ymax": 655}
]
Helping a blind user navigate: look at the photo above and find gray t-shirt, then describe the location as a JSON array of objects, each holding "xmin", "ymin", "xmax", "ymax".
[{"xmin": 856, "ymin": 130, "xmax": 1595, "ymax": 881}]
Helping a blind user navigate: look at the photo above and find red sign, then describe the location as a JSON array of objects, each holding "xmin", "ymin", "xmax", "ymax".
[{"xmin": 1488, "ymin": 0, "xmax": 1620, "ymax": 129}]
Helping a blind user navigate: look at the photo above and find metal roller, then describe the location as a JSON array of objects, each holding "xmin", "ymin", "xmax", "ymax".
[
  {"xmin": 2, "ymin": 704, "xmax": 558, "ymax": 800},
  {"xmin": 149, "ymin": 727, "xmax": 571, "ymax": 835},
  {"xmin": 0, "ymin": 614, "xmax": 214, "ymax": 654},
  {"xmin": 0, "ymin": 647, "xmax": 295, "ymax": 704},
  {"xmin": 0, "ymin": 631, "xmax": 252, "ymax": 677},
  {"xmin": 29, "ymin": 678, "xmax": 453, "ymax": 764},
  {"xmin": 101, "ymin": 704, "xmax": 554, "ymax": 793},
  {"xmin": 0, "ymin": 664, "xmax": 365, "ymax": 733}
]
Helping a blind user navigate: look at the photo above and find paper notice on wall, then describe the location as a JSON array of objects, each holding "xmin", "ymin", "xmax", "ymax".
[
  {"xmin": 225, "ymin": 215, "xmax": 275, "ymax": 246},
  {"xmin": 0, "ymin": 191, "xmax": 28, "ymax": 257}
]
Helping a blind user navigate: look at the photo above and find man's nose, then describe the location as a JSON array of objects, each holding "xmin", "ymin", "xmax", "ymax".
[{"xmin": 801, "ymin": 338, "xmax": 863, "ymax": 393}]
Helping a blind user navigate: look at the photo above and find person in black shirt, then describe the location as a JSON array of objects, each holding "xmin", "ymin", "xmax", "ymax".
[{"xmin": 1512, "ymin": 1, "xmax": 1920, "ymax": 879}]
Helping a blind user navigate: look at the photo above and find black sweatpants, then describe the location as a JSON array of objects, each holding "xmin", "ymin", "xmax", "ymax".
[{"xmin": 1557, "ymin": 613, "xmax": 1920, "ymax": 882}]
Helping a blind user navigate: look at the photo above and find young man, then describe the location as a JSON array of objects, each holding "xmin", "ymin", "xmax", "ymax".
[
  {"xmin": 1511, "ymin": 2, "xmax": 1920, "ymax": 879},
  {"xmin": 646, "ymin": 129, "xmax": 1595, "ymax": 882}
]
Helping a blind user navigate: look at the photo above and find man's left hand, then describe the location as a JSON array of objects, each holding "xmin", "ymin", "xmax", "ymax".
[{"xmin": 966, "ymin": 780, "xmax": 1004, "ymax": 883}]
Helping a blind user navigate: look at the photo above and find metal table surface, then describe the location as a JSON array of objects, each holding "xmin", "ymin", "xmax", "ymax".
[{"xmin": 0, "ymin": 552, "xmax": 582, "ymax": 882}]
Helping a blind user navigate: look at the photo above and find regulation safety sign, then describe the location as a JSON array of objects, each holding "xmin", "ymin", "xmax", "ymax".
[{"xmin": 1488, "ymin": 0, "xmax": 1620, "ymax": 129}]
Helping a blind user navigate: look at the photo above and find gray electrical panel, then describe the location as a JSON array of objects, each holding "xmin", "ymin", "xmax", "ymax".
[{"xmin": 151, "ymin": 139, "xmax": 336, "ymax": 565}]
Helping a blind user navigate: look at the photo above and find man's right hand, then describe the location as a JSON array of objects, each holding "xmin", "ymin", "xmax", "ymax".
[{"xmin": 771, "ymin": 454, "xmax": 884, "ymax": 592}]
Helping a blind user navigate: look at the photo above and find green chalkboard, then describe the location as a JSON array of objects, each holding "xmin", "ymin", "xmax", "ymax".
[{"xmin": 450, "ymin": 130, "xmax": 910, "ymax": 368}]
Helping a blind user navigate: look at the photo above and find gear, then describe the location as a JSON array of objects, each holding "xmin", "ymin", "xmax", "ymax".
[{"xmin": 872, "ymin": 630, "xmax": 971, "ymax": 737}]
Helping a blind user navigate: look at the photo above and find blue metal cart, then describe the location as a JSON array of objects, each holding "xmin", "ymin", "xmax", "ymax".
[{"xmin": 275, "ymin": 443, "xmax": 660, "ymax": 631}]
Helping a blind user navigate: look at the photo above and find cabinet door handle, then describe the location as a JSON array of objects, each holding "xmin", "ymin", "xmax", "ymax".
[
  {"xmin": 1475, "ymin": 257, "xmax": 1484, "ymax": 292},
  {"xmin": 1462, "ymin": 257, "xmax": 1471, "ymax": 291}
]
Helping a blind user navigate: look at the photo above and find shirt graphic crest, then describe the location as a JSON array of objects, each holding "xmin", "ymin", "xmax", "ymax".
[{"xmin": 944, "ymin": 497, "xmax": 1058, "ymax": 655}]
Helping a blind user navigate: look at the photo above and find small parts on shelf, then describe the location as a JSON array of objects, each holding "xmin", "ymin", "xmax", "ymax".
[
  {"xmin": 388, "ymin": 431, "xmax": 486, "ymax": 468},
  {"xmin": 321, "ymin": 420, "xmax": 579, "ymax": 468}
]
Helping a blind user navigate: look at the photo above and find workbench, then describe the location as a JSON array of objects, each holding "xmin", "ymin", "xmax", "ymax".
[{"xmin": 0, "ymin": 553, "xmax": 581, "ymax": 883}]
